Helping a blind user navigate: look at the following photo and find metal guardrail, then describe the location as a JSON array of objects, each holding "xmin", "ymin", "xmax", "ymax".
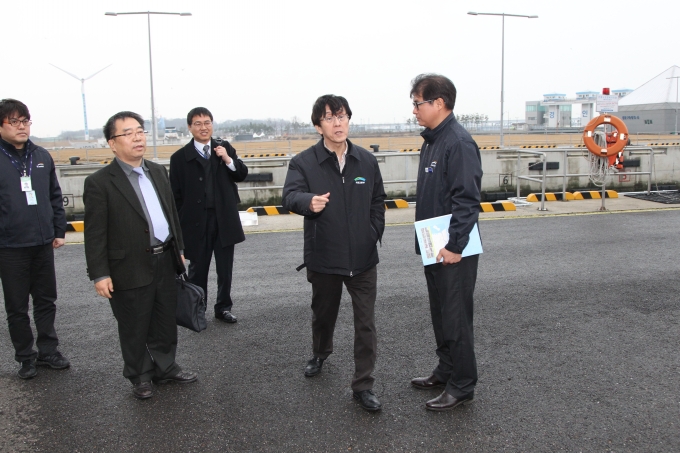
[
  {"xmin": 512, "ymin": 146, "xmax": 657, "ymax": 211},
  {"xmin": 234, "ymin": 152, "xmax": 419, "ymax": 195}
]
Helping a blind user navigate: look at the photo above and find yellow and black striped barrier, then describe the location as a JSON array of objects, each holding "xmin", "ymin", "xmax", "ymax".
[
  {"xmin": 480, "ymin": 201, "xmax": 516, "ymax": 212},
  {"xmin": 480, "ymin": 146, "xmax": 501, "ymax": 150},
  {"xmin": 385, "ymin": 199, "xmax": 409, "ymax": 209},
  {"xmin": 241, "ymin": 153, "xmax": 289, "ymax": 158},
  {"xmin": 526, "ymin": 192, "xmax": 575, "ymax": 202},
  {"xmin": 520, "ymin": 145, "xmax": 557, "ymax": 149},
  {"xmin": 246, "ymin": 206, "xmax": 292, "ymax": 215},
  {"xmin": 399, "ymin": 149, "xmax": 420, "ymax": 153},
  {"xmin": 648, "ymin": 142, "xmax": 680, "ymax": 146},
  {"xmin": 66, "ymin": 221, "xmax": 84, "ymax": 232},
  {"xmin": 247, "ymin": 199, "xmax": 411, "ymax": 215},
  {"xmin": 573, "ymin": 190, "xmax": 618, "ymax": 199}
]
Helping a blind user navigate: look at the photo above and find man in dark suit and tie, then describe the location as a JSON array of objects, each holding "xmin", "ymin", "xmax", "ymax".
[
  {"xmin": 84, "ymin": 111, "xmax": 197, "ymax": 400},
  {"xmin": 170, "ymin": 108, "xmax": 248, "ymax": 324}
]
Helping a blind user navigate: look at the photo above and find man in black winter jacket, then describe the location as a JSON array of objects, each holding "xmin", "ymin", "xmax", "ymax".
[
  {"xmin": 282, "ymin": 95, "xmax": 386, "ymax": 412},
  {"xmin": 0, "ymin": 99, "xmax": 70, "ymax": 380},
  {"xmin": 408, "ymin": 74, "xmax": 483, "ymax": 411}
]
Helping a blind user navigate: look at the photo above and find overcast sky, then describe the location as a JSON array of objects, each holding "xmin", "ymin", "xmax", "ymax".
[{"xmin": 3, "ymin": 0, "xmax": 677, "ymax": 137}]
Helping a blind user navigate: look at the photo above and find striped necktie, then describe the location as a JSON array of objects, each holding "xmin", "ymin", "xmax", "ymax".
[{"xmin": 202, "ymin": 144, "xmax": 210, "ymax": 159}]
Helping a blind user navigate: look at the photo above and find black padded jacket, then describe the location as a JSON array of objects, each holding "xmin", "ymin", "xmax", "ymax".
[{"xmin": 282, "ymin": 139, "xmax": 386, "ymax": 276}]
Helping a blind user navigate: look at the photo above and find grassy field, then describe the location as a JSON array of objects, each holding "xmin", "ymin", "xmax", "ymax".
[{"xmin": 39, "ymin": 132, "xmax": 680, "ymax": 165}]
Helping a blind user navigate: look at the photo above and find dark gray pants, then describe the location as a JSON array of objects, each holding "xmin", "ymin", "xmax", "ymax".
[
  {"xmin": 0, "ymin": 244, "xmax": 60, "ymax": 362},
  {"xmin": 307, "ymin": 266, "xmax": 377, "ymax": 392},
  {"xmin": 423, "ymin": 254, "xmax": 479, "ymax": 398},
  {"xmin": 109, "ymin": 250, "xmax": 181, "ymax": 384}
]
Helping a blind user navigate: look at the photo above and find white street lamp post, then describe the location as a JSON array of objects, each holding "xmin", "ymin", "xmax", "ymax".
[
  {"xmin": 105, "ymin": 11, "xmax": 192, "ymax": 159},
  {"xmin": 468, "ymin": 12, "xmax": 538, "ymax": 147}
]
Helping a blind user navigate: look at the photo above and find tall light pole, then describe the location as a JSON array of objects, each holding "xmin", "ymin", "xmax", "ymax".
[
  {"xmin": 50, "ymin": 63, "xmax": 111, "ymax": 141},
  {"xmin": 105, "ymin": 11, "xmax": 191, "ymax": 159},
  {"xmin": 667, "ymin": 76, "xmax": 680, "ymax": 136},
  {"xmin": 468, "ymin": 12, "xmax": 538, "ymax": 147}
]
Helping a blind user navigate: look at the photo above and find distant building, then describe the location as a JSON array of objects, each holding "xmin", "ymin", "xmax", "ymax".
[
  {"xmin": 617, "ymin": 66, "xmax": 680, "ymax": 134},
  {"xmin": 526, "ymin": 89, "xmax": 633, "ymax": 130}
]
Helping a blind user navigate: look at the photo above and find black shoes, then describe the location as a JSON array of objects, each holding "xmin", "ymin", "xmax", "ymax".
[
  {"xmin": 133, "ymin": 381, "xmax": 154, "ymax": 399},
  {"xmin": 153, "ymin": 370, "xmax": 198, "ymax": 385},
  {"xmin": 304, "ymin": 356, "xmax": 325, "ymax": 377},
  {"xmin": 36, "ymin": 351, "xmax": 70, "ymax": 369},
  {"xmin": 18, "ymin": 359, "xmax": 37, "ymax": 380},
  {"xmin": 137, "ymin": 371, "xmax": 197, "ymax": 398},
  {"xmin": 353, "ymin": 389, "xmax": 382, "ymax": 412},
  {"xmin": 411, "ymin": 374, "xmax": 446, "ymax": 390},
  {"xmin": 425, "ymin": 390, "xmax": 474, "ymax": 411},
  {"xmin": 215, "ymin": 310, "xmax": 237, "ymax": 323}
]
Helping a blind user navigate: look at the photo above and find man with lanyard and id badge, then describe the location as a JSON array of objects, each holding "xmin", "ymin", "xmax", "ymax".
[{"xmin": 0, "ymin": 99, "xmax": 70, "ymax": 380}]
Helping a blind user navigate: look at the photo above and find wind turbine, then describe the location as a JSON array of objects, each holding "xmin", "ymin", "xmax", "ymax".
[{"xmin": 50, "ymin": 63, "xmax": 112, "ymax": 141}]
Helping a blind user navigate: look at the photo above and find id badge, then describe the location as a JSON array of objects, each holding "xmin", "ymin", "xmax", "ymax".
[
  {"xmin": 20, "ymin": 176, "xmax": 32, "ymax": 192},
  {"xmin": 26, "ymin": 190, "xmax": 37, "ymax": 205}
]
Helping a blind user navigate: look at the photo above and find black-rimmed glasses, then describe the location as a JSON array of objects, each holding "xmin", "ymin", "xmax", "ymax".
[{"xmin": 412, "ymin": 100, "xmax": 434, "ymax": 110}]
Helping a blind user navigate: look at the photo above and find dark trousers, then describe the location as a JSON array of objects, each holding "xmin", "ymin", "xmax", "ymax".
[
  {"xmin": 188, "ymin": 209, "xmax": 235, "ymax": 313},
  {"xmin": 423, "ymin": 254, "xmax": 479, "ymax": 398},
  {"xmin": 307, "ymin": 266, "xmax": 378, "ymax": 392},
  {"xmin": 109, "ymin": 250, "xmax": 181, "ymax": 384},
  {"xmin": 0, "ymin": 244, "xmax": 59, "ymax": 362}
]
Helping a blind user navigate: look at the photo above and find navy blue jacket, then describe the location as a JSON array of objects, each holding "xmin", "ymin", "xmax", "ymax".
[
  {"xmin": 282, "ymin": 139, "xmax": 386, "ymax": 276},
  {"xmin": 415, "ymin": 114, "xmax": 483, "ymax": 254},
  {"xmin": 0, "ymin": 139, "xmax": 66, "ymax": 248}
]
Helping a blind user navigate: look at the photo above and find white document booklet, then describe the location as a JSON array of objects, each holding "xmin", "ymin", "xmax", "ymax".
[{"xmin": 414, "ymin": 215, "xmax": 483, "ymax": 266}]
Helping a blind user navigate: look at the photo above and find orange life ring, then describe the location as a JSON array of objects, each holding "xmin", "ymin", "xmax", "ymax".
[{"xmin": 583, "ymin": 114, "xmax": 629, "ymax": 157}]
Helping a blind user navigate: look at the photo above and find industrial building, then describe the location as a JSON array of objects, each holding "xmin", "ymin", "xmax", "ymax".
[
  {"xmin": 617, "ymin": 65, "xmax": 680, "ymax": 134},
  {"xmin": 526, "ymin": 90, "xmax": 631, "ymax": 130},
  {"xmin": 525, "ymin": 65, "xmax": 680, "ymax": 134}
]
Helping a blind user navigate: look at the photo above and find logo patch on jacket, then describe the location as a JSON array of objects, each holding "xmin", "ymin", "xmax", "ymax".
[
  {"xmin": 354, "ymin": 177, "xmax": 366, "ymax": 184},
  {"xmin": 37, "ymin": 163, "xmax": 45, "ymax": 168}
]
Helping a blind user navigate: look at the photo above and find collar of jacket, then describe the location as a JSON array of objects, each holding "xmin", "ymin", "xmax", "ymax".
[
  {"xmin": 182, "ymin": 138, "xmax": 214, "ymax": 162},
  {"xmin": 312, "ymin": 138, "xmax": 361, "ymax": 165},
  {"xmin": 420, "ymin": 112, "xmax": 455, "ymax": 143},
  {"xmin": 0, "ymin": 137, "xmax": 35, "ymax": 156}
]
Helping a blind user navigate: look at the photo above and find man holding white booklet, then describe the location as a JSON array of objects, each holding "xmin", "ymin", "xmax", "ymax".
[{"xmin": 409, "ymin": 74, "xmax": 483, "ymax": 411}]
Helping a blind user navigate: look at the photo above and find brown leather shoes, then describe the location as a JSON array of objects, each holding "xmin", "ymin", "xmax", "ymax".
[
  {"xmin": 133, "ymin": 381, "xmax": 154, "ymax": 399},
  {"xmin": 425, "ymin": 390, "xmax": 474, "ymax": 411},
  {"xmin": 410, "ymin": 374, "xmax": 446, "ymax": 390}
]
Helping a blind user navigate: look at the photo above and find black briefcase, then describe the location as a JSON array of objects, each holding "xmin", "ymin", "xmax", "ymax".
[{"xmin": 176, "ymin": 273, "xmax": 207, "ymax": 332}]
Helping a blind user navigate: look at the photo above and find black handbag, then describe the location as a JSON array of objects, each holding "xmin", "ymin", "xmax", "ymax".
[{"xmin": 175, "ymin": 273, "xmax": 207, "ymax": 332}]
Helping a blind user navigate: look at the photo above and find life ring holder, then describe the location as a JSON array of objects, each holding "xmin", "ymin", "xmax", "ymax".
[{"xmin": 583, "ymin": 114, "xmax": 629, "ymax": 157}]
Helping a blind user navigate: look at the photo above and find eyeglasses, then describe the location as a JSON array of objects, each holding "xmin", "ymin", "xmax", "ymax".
[
  {"xmin": 192, "ymin": 121, "xmax": 212, "ymax": 128},
  {"xmin": 321, "ymin": 115, "xmax": 348, "ymax": 124},
  {"xmin": 412, "ymin": 100, "xmax": 434, "ymax": 110},
  {"xmin": 3, "ymin": 118, "xmax": 32, "ymax": 127},
  {"xmin": 111, "ymin": 130, "xmax": 146, "ymax": 139}
]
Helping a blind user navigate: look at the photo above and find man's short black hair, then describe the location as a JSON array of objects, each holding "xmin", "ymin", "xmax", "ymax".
[
  {"xmin": 0, "ymin": 98, "xmax": 30, "ymax": 122},
  {"xmin": 311, "ymin": 95, "xmax": 352, "ymax": 127},
  {"xmin": 410, "ymin": 74, "xmax": 457, "ymax": 111},
  {"xmin": 187, "ymin": 107, "xmax": 213, "ymax": 126},
  {"xmin": 103, "ymin": 111, "xmax": 144, "ymax": 141}
]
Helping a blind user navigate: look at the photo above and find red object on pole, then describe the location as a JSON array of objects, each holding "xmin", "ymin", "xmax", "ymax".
[{"xmin": 602, "ymin": 88, "xmax": 610, "ymax": 95}]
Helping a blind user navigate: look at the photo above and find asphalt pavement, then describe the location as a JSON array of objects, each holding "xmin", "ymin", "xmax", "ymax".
[{"xmin": 0, "ymin": 197, "xmax": 679, "ymax": 452}]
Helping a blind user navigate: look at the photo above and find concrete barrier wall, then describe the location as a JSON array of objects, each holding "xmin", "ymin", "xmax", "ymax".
[{"xmin": 55, "ymin": 146, "xmax": 680, "ymax": 216}]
